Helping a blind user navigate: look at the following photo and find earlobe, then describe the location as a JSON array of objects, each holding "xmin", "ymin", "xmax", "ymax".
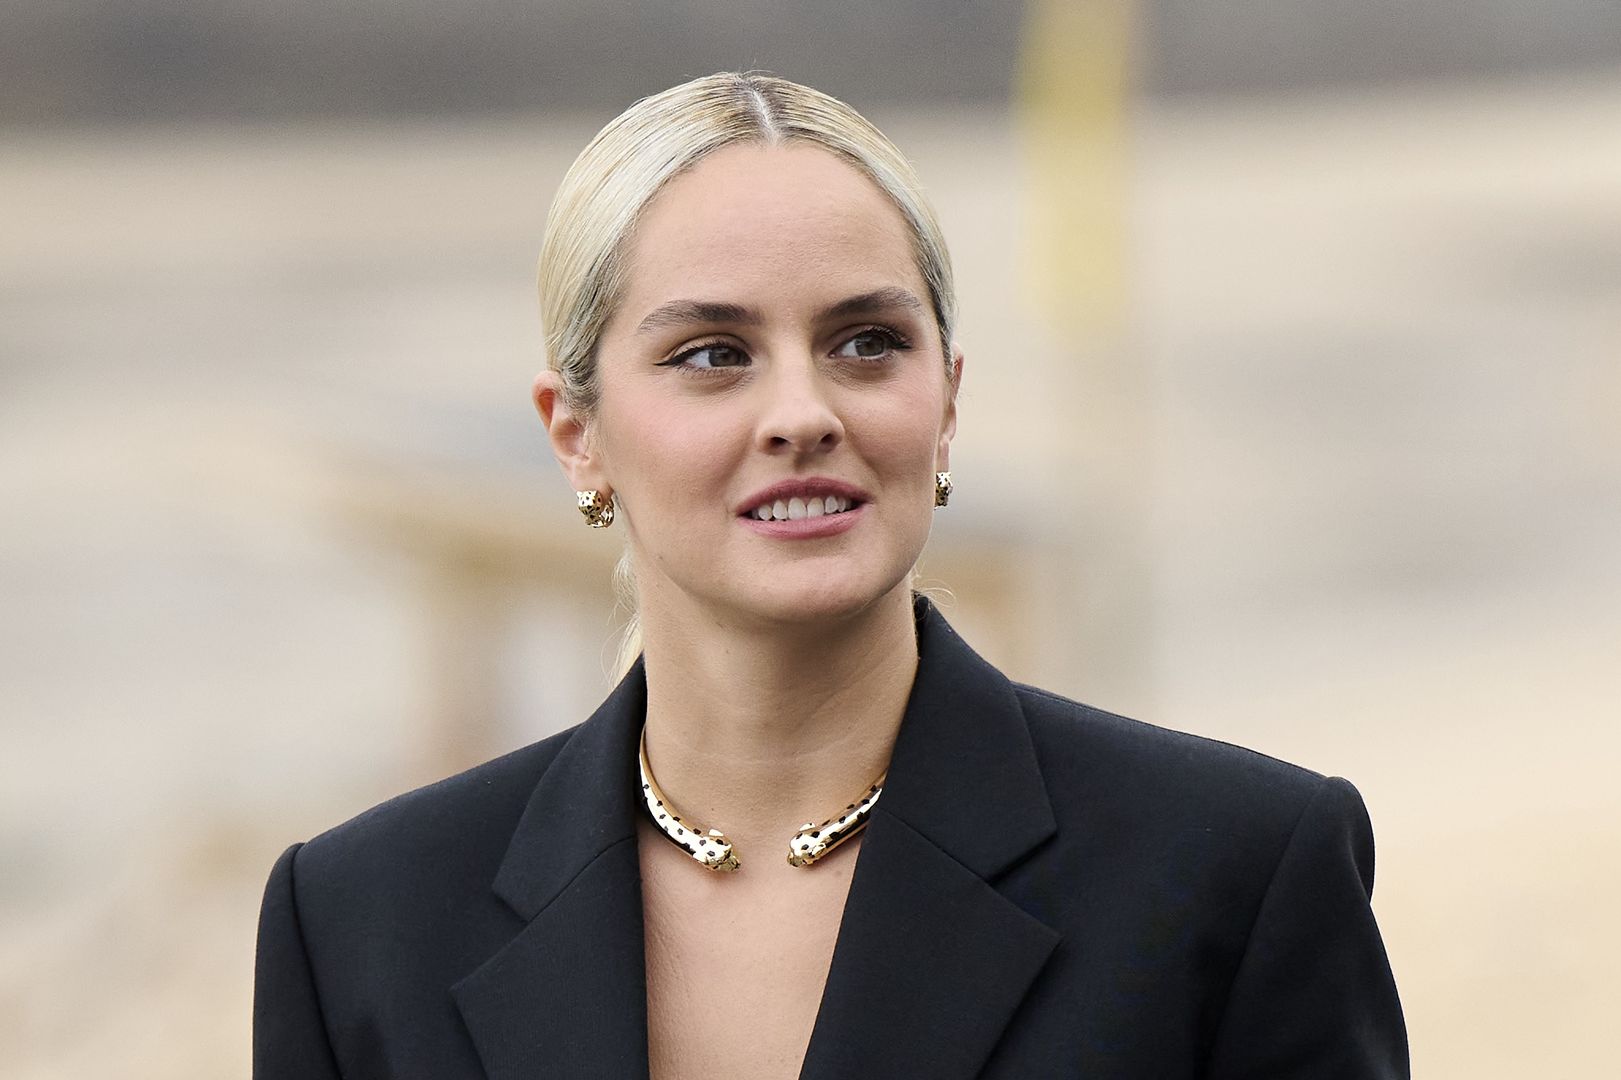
[{"xmin": 532, "ymin": 370, "xmax": 608, "ymax": 494}]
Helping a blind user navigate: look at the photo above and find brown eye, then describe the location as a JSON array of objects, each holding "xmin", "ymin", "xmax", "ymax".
[
  {"xmin": 662, "ymin": 343, "xmax": 750, "ymax": 370},
  {"xmin": 835, "ymin": 329, "xmax": 906, "ymax": 361}
]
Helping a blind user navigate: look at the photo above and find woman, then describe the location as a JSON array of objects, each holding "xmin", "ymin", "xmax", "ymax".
[{"xmin": 254, "ymin": 73, "xmax": 1408, "ymax": 1079}]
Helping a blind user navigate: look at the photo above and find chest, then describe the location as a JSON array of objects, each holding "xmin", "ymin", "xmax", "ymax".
[{"xmin": 638, "ymin": 820, "xmax": 861, "ymax": 1080}]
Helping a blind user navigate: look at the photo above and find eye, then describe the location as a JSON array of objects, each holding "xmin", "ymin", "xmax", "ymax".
[
  {"xmin": 834, "ymin": 327, "xmax": 910, "ymax": 362},
  {"xmin": 658, "ymin": 342, "xmax": 750, "ymax": 371}
]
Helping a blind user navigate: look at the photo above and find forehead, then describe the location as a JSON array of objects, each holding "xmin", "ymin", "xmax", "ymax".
[{"xmin": 613, "ymin": 142, "xmax": 923, "ymax": 322}]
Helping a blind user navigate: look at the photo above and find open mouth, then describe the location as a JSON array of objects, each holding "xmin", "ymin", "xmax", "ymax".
[{"xmin": 745, "ymin": 495, "xmax": 861, "ymax": 522}]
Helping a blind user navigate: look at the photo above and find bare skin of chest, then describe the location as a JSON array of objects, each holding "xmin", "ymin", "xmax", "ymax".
[{"xmin": 638, "ymin": 818, "xmax": 861, "ymax": 1080}]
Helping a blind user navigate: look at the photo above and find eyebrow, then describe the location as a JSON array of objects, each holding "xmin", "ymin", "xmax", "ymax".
[{"xmin": 634, "ymin": 286, "xmax": 927, "ymax": 336}]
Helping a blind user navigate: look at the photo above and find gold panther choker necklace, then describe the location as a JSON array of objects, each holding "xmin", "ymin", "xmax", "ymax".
[{"xmin": 637, "ymin": 725, "xmax": 886, "ymax": 871}]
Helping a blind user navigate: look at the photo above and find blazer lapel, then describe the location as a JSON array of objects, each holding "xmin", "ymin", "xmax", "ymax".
[
  {"xmin": 451, "ymin": 664, "xmax": 652, "ymax": 1080},
  {"xmin": 799, "ymin": 601, "xmax": 1061, "ymax": 1080}
]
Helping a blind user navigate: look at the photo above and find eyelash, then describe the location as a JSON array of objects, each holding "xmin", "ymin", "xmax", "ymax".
[{"xmin": 657, "ymin": 325, "xmax": 913, "ymax": 374}]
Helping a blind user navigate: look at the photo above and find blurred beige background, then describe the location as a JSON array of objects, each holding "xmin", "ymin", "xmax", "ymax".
[{"xmin": 3, "ymin": 2, "xmax": 1618, "ymax": 1076}]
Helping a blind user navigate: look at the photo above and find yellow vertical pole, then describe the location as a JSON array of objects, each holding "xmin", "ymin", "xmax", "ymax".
[
  {"xmin": 1016, "ymin": 0, "xmax": 1152, "ymax": 712},
  {"xmin": 1018, "ymin": 0, "xmax": 1134, "ymax": 334}
]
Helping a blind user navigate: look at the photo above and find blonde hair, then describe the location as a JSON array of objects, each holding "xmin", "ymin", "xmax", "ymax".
[{"xmin": 536, "ymin": 72, "xmax": 958, "ymax": 674}]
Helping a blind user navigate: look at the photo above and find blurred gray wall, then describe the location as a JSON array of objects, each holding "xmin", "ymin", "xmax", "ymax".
[{"xmin": 4, "ymin": 0, "xmax": 1619, "ymax": 125}]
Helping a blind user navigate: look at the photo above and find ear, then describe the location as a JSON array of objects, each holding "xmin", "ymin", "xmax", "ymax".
[
  {"xmin": 532, "ymin": 370, "xmax": 609, "ymax": 495},
  {"xmin": 936, "ymin": 345, "xmax": 963, "ymax": 471}
]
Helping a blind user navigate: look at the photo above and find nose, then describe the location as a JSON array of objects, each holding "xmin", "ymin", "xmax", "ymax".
[{"xmin": 756, "ymin": 354, "xmax": 844, "ymax": 456}]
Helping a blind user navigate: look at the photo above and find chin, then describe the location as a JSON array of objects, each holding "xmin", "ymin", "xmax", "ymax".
[{"xmin": 727, "ymin": 566, "xmax": 914, "ymax": 629}]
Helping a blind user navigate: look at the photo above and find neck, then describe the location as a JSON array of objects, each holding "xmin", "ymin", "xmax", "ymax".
[{"xmin": 637, "ymin": 583, "xmax": 919, "ymax": 862}]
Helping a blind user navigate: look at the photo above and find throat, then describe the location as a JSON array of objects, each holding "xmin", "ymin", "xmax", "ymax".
[{"xmin": 635, "ymin": 587, "xmax": 920, "ymax": 856}]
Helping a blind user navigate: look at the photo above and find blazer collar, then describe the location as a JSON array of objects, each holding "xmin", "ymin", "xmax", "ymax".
[
  {"xmin": 453, "ymin": 597, "xmax": 1060, "ymax": 1080},
  {"xmin": 877, "ymin": 597, "xmax": 1058, "ymax": 878}
]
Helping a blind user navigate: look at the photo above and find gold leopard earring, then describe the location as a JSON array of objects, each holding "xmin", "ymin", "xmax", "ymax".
[
  {"xmin": 934, "ymin": 471, "xmax": 952, "ymax": 509},
  {"xmin": 577, "ymin": 489, "xmax": 615, "ymax": 528}
]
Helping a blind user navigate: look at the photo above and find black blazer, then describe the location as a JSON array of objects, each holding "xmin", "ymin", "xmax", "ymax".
[{"xmin": 255, "ymin": 599, "xmax": 1408, "ymax": 1078}]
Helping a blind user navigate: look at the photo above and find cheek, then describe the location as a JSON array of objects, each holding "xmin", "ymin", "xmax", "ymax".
[
  {"xmin": 851, "ymin": 386, "xmax": 950, "ymax": 470},
  {"xmin": 598, "ymin": 398, "xmax": 739, "ymax": 512}
]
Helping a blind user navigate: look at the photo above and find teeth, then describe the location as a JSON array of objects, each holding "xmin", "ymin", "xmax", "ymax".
[{"xmin": 749, "ymin": 495, "xmax": 856, "ymax": 521}]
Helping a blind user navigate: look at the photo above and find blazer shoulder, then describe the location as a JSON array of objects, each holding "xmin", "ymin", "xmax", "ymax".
[
  {"xmin": 293, "ymin": 723, "xmax": 580, "ymax": 891},
  {"xmin": 1011, "ymin": 681, "xmax": 1336, "ymax": 837}
]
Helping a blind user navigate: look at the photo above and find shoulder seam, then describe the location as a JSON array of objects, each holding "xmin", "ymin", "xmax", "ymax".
[
  {"xmin": 1200, "ymin": 773, "xmax": 1334, "ymax": 1060},
  {"xmin": 282, "ymin": 841, "xmax": 344, "ymax": 1068}
]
